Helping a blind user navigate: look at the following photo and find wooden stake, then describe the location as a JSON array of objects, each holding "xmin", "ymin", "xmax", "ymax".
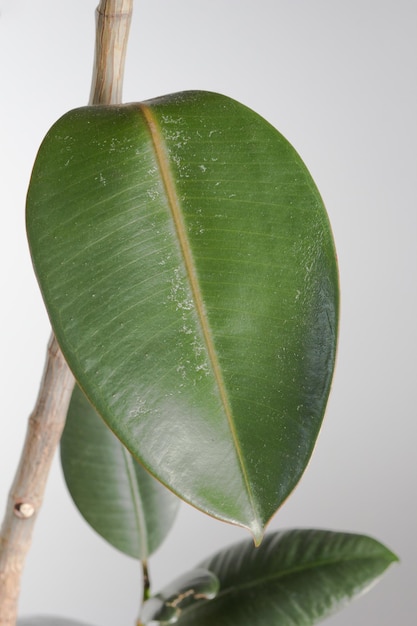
[
  {"xmin": 90, "ymin": 0, "xmax": 134, "ymax": 105},
  {"xmin": 0, "ymin": 1, "xmax": 133, "ymax": 622},
  {"xmin": 0, "ymin": 336, "xmax": 74, "ymax": 624}
]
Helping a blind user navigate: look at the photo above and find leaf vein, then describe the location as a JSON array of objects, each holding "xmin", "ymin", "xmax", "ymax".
[{"xmin": 138, "ymin": 103, "xmax": 261, "ymax": 538}]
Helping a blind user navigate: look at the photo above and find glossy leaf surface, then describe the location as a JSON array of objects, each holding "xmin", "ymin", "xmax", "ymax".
[
  {"xmin": 27, "ymin": 91, "xmax": 339, "ymax": 540},
  {"xmin": 174, "ymin": 529, "xmax": 398, "ymax": 626},
  {"xmin": 61, "ymin": 384, "xmax": 180, "ymax": 559},
  {"xmin": 140, "ymin": 568, "xmax": 219, "ymax": 624}
]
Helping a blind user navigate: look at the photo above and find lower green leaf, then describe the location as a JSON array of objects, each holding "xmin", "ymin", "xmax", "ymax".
[
  {"xmin": 61, "ymin": 385, "xmax": 180, "ymax": 560},
  {"xmin": 174, "ymin": 529, "xmax": 398, "ymax": 625}
]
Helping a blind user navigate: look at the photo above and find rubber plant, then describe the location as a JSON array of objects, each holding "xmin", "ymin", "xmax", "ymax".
[{"xmin": 0, "ymin": 1, "xmax": 398, "ymax": 625}]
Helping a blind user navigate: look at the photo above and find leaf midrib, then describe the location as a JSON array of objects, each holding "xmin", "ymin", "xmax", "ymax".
[
  {"xmin": 186, "ymin": 551, "xmax": 391, "ymax": 614},
  {"xmin": 121, "ymin": 446, "xmax": 149, "ymax": 561},
  {"xmin": 216, "ymin": 553, "xmax": 387, "ymax": 595},
  {"xmin": 138, "ymin": 103, "xmax": 260, "ymax": 537}
]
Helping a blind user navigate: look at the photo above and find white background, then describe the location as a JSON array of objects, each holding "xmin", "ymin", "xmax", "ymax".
[{"xmin": 0, "ymin": 0, "xmax": 416, "ymax": 624}]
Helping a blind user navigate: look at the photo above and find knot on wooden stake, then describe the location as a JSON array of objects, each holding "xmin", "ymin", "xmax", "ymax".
[{"xmin": 13, "ymin": 501, "xmax": 35, "ymax": 519}]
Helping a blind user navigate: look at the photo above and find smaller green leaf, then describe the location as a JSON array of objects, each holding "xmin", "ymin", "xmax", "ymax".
[
  {"xmin": 17, "ymin": 619, "xmax": 95, "ymax": 626},
  {"xmin": 61, "ymin": 385, "xmax": 180, "ymax": 559},
  {"xmin": 140, "ymin": 568, "xmax": 220, "ymax": 625},
  {"xmin": 174, "ymin": 529, "xmax": 398, "ymax": 626}
]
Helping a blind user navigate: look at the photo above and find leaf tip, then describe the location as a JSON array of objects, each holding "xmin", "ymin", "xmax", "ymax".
[
  {"xmin": 249, "ymin": 519, "xmax": 265, "ymax": 547},
  {"xmin": 385, "ymin": 547, "xmax": 400, "ymax": 566}
]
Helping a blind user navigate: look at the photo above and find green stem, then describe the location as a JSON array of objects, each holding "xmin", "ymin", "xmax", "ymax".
[{"xmin": 142, "ymin": 559, "xmax": 151, "ymax": 601}]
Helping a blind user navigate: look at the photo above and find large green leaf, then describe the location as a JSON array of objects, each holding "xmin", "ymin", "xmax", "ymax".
[
  {"xmin": 26, "ymin": 90, "xmax": 339, "ymax": 541},
  {"xmin": 61, "ymin": 384, "xmax": 180, "ymax": 559},
  {"xmin": 171, "ymin": 529, "xmax": 398, "ymax": 626}
]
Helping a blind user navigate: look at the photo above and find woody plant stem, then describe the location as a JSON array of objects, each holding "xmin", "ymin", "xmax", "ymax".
[{"xmin": 0, "ymin": 1, "xmax": 133, "ymax": 623}]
